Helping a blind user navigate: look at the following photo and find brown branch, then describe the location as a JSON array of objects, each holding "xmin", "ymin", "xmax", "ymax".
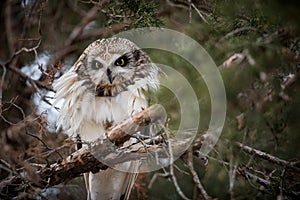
[
  {"xmin": 3, "ymin": 35, "xmax": 50, "ymax": 91},
  {"xmin": 186, "ymin": 149, "xmax": 212, "ymax": 200},
  {"xmin": 47, "ymin": 5, "xmax": 101, "ymax": 69},
  {"xmin": 0, "ymin": 64, "xmax": 6, "ymax": 114},
  {"xmin": 47, "ymin": 5, "xmax": 129, "ymax": 70},
  {"xmin": 222, "ymin": 27, "xmax": 257, "ymax": 40},
  {"xmin": 64, "ymin": 6, "xmax": 100, "ymax": 46},
  {"xmin": 5, "ymin": 0, "xmax": 15, "ymax": 55},
  {"xmin": 6, "ymin": 63, "xmax": 51, "ymax": 90},
  {"xmin": 0, "ymin": 105, "xmax": 186, "ymax": 198},
  {"xmin": 76, "ymin": 22, "xmax": 130, "ymax": 41},
  {"xmin": 107, "ymin": 104, "xmax": 165, "ymax": 145}
]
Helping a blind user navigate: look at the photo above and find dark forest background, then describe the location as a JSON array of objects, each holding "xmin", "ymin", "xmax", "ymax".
[{"xmin": 0, "ymin": 0, "xmax": 300, "ymax": 199}]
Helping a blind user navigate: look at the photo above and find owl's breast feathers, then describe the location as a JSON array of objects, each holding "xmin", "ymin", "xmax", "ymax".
[{"xmin": 53, "ymin": 67, "xmax": 154, "ymax": 141}]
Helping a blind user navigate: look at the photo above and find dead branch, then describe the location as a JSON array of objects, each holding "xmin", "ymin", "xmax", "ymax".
[
  {"xmin": 222, "ymin": 27, "xmax": 257, "ymax": 40},
  {"xmin": 64, "ymin": 6, "xmax": 99, "ymax": 46},
  {"xmin": 6, "ymin": 62, "xmax": 51, "ymax": 90},
  {"xmin": 208, "ymin": 155, "xmax": 272, "ymax": 190},
  {"xmin": 167, "ymin": 129, "xmax": 191, "ymax": 200},
  {"xmin": 0, "ymin": 64, "xmax": 6, "ymax": 114},
  {"xmin": 47, "ymin": 13, "xmax": 130, "ymax": 73},
  {"xmin": 76, "ymin": 22, "xmax": 129, "ymax": 41},
  {"xmin": 46, "ymin": 4, "xmax": 99, "ymax": 69},
  {"xmin": 186, "ymin": 149, "xmax": 211, "ymax": 200},
  {"xmin": 236, "ymin": 142, "xmax": 300, "ymax": 172},
  {"xmin": 5, "ymin": 0, "xmax": 15, "ymax": 55}
]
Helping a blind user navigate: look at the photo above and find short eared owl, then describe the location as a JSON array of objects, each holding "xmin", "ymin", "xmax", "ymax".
[{"xmin": 53, "ymin": 38, "xmax": 160, "ymax": 200}]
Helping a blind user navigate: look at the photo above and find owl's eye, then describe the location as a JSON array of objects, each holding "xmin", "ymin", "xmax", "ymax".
[
  {"xmin": 92, "ymin": 60, "xmax": 103, "ymax": 69},
  {"xmin": 114, "ymin": 56, "xmax": 128, "ymax": 67}
]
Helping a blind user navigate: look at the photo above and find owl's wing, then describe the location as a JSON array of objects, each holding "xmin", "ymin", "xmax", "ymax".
[{"xmin": 53, "ymin": 67, "xmax": 96, "ymax": 136}]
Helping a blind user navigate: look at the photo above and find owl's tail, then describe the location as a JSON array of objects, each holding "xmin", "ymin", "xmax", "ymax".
[{"xmin": 86, "ymin": 161, "xmax": 139, "ymax": 200}]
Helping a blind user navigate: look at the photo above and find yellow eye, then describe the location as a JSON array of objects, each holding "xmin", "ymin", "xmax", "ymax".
[
  {"xmin": 115, "ymin": 56, "xmax": 128, "ymax": 67},
  {"xmin": 116, "ymin": 59, "xmax": 125, "ymax": 66},
  {"xmin": 92, "ymin": 60, "xmax": 102, "ymax": 69}
]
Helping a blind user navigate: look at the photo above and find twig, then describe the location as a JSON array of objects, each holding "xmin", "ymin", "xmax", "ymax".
[
  {"xmin": 9, "ymin": 38, "xmax": 41, "ymax": 60},
  {"xmin": 5, "ymin": 0, "xmax": 15, "ymax": 55},
  {"xmin": 6, "ymin": 63, "xmax": 51, "ymax": 90},
  {"xmin": 3, "ymin": 35, "xmax": 50, "ymax": 91},
  {"xmin": 223, "ymin": 27, "xmax": 257, "ymax": 40},
  {"xmin": 167, "ymin": 0, "xmax": 208, "ymax": 23},
  {"xmin": 207, "ymin": 155, "xmax": 272, "ymax": 188},
  {"xmin": 188, "ymin": 0, "xmax": 192, "ymax": 23},
  {"xmin": 65, "ymin": 0, "xmax": 87, "ymax": 17},
  {"xmin": 166, "ymin": 0, "xmax": 188, "ymax": 9},
  {"xmin": 148, "ymin": 172, "xmax": 171, "ymax": 189},
  {"xmin": 47, "ymin": 5, "xmax": 101, "ymax": 69},
  {"xmin": 64, "ymin": 6, "xmax": 99, "ymax": 46},
  {"xmin": 229, "ymin": 158, "xmax": 237, "ymax": 200},
  {"xmin": 186, "ymin": 149, "xmax": 211, "ymax": 200},
  {"xmin": 278, "ymin": 168, "xmax": 286, "ymax": 200},
  {"xmin": 191, "ymin": 2, "xmax": 208, "ymax": 24},
  {"xmin": 166, "ymin": 129, "xmax": 191, "ymax": 200},
  {"xmin": 0, "ymin": 64, "xmax": 6, "ymax": 114},
  {"xmin": 0, "ymin": 97, "xmax": 26, "ymax": 125},
  {"xmin": 76, "ymin": 22, "xmax": 129, "ymax": 41},
  {"xmin": 236, "ymin": 142, "xmax": 300, "ymax": 172}
]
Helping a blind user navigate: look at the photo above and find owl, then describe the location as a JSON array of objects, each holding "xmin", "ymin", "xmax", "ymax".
[{"xmin": 53, "ymin": 37, "xmax": 160, "ymax": 200}]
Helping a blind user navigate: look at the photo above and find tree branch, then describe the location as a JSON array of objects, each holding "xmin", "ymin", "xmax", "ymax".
[
  {"xmin": 0, "ymin": 105, "xmax": 189, "ymax": 198},
  {"xmin": 186, "ymin": 149, "xmax": 211, "ymax": 200},
  {"xmin": 236, "ymin": 142, "xmax": 300, "ymax": 172}
]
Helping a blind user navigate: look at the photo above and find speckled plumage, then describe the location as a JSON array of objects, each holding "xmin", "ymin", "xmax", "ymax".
[{"xmin": 53, "ymin": 38, "xmax": 159, "ymax": 200}]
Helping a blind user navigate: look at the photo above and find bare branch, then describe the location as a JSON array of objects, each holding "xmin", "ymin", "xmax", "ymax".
[
  {"xmin": 6, "ymin": 62, "xmax": 51, "ymax": 90},
  {"xmin": 229, "ymin": 159, "xmax": 237, "ymax": 200},
  {"xmin": 0, "ymin": 64, "xmax": 6, "ymax": 114},
  {"xmin": 186, "ymin": 149, "xmax": 211, "ymax": 200},
  {"xmin": 191, "ymin": 2, "xmax": 208, "ymax": 24},
  {"xmin": 208, "ymin": 155, "xmax": 272, "ymax": 189},
  {"xmin": 5, "ymin": 0, "xmax": 16, "ymax": 55},
  {"xmin": 236, "ymin": 142, "xmax": 300, "ymax": 172},
  {"xmin": 64, "ymin": 6, "xmax": 99, "ymax": 46},
  {"xmin": 167, "ymin": 129, "xmax": 191, "ymax": 200},
  {"xmin": 76, "ymin": 22, "xmax": 130, "ymax": 41},
  {"xmin": 222, "ymin": 27, "xmax": 257, "ymax": 40}
]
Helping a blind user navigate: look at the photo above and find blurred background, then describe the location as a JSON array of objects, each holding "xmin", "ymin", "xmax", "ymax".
[{"xmin": 0, "ymin": 0, "xmax": 299, "ymax": 199}]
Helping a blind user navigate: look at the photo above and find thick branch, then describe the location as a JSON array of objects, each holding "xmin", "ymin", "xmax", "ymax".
[{"xmin": 0, "ymin": 105, "xmax": 185, "ymax": 198}]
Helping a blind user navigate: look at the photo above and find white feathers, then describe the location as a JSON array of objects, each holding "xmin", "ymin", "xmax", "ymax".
[
  {"xmin": 53, "ymin": 68, "xmax": 95, "ymax": 136},
  {"xmin": 53, "ymin": 38, "xmax": 160, "ymax": 200},
  {"xmin": 53, "ymin": 68, "xmax": 154, "ymax": 140},
  {"xmin": 53, "ymin": 69, "xmax": 78, "ymax": 99}
]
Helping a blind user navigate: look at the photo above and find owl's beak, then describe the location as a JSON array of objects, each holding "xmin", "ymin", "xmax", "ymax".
[
  {"xmin": 95, "ymin": 68, "xmax": 116, "ymax": 97},
  {"xmin": 106, "ymin": 68, "xmax": 114, "ymax": 84}
]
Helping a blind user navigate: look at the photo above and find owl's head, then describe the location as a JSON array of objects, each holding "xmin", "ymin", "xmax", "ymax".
[{"xmin": 74, "ymin": 37, "xmax": 159, "ymax": 97}]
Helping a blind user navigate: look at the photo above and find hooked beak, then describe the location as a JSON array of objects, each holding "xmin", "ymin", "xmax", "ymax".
[
  {"xmin": 106, "ymin": 68, "xmax": 114, "ymax": 84},
  {"xmin": 95, "ymin": 68, "xmax": 115, "ymax": 97}
]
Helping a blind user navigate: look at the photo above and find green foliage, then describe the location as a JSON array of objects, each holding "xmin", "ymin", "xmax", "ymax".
[
  {"xmin": 106, "ymin": 0, "xmax": 163, "ymax": 27},
  {"xmin": 155, "ymin": 0, "xmax": 300, "ymax": 199}
]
